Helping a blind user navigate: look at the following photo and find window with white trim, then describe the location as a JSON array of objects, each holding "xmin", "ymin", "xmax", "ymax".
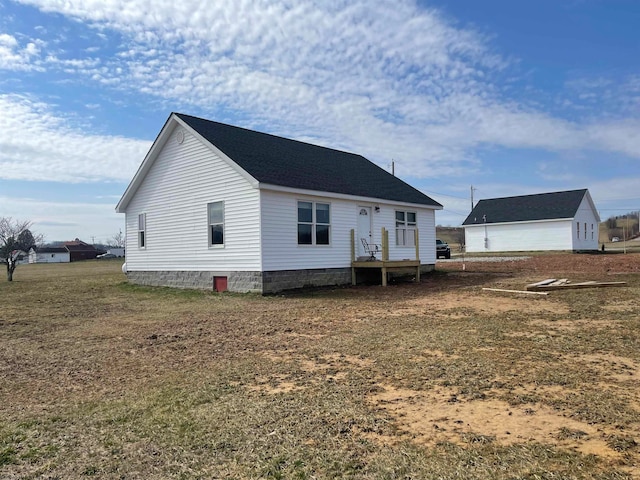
[
  {"xmin": 208, "ymin": 201, "xmax": 224, "ymax": 247},
  {"xmin": 138, "ymin": 213, "xmax": 146, "ymax": 248},
  {"xmin": 395, "ymin": 210, "xmax": 416, "ymax": 246},
  {"xmin": 297, "ymin": 201, "xmax": 330, "ymax": 245}
]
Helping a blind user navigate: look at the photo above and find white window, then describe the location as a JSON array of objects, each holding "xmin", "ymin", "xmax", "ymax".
[
  {"xmin": 208, "ymin": 201, "xmax": 224, "ymax": 247},
  {"xmin": 297, "ymin": 201, "xmax": 330, "ymax": 245},
  {"xmin": 138, "ymin": 213, "xmax": 146, "ymax": 248},
  {"xmin": 395, "ymin": 210, "xmax": 416, "ymax": 246}
]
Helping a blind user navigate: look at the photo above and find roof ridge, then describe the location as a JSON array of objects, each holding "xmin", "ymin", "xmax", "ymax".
[{"xmin": 475, "ymin": 188, "xmax": 587, "ymax": 203}]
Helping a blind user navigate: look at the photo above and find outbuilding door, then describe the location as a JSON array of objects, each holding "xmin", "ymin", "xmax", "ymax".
[{"xmin": 357, "ymin": 206, "xmax": 372, "ymax": 257}]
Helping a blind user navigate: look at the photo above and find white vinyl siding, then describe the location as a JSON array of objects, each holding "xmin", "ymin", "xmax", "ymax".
[
  {"xmin": 28, "ymin": 251, "xmax": 70, "ymax": 263},
  {"xmin": 123, "ymin": 126, "xmax": 261, "ymax": 271},
  {"xmin": 572, "ymin": 196, "xmax": 600, "ymax": 251},
  {"xmin": 385, "ymin": 206, "xmax": 436, "ymax": 263},
  {"xmin": 261, "ymin": 190, "xmax": 437, "ymax": 271},
  {"xmin": 465, "ymin": 219, "xmax": 572, "ymax": 252}
]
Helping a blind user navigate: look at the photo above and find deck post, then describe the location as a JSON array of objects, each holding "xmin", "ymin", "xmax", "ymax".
[
  {"xmin": 382, "ymin": 227, "xmax": 389, "ymax": 261},
  {"xmin": 414, "ymin": 229, "xmax": 420, "ymax": 283},
  {"xmin": 350, "ymin": 229, "xmax": 356, "ymax": 285},
  {"xmin": 381, "ymin": 227, "xmax": 389, "ymax": 284}
]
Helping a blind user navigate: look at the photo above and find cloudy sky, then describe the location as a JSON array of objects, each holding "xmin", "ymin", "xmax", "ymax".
[{"xmin": 1, "ymin": 0, "xmax": 639, "ymax": 243}]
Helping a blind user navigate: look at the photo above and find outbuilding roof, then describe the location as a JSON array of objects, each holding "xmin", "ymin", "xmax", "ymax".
[
  {"xmin": 63, "ymin": 239, "xmax": 98, "ymax": 252},
  {"xmin": 141, "ymin": 113, "xmax": 441, "ymax": 208},
  {"xmin": 462, "ymin": 189, "xmax": 592, "ymax": 225},
  {"xmin": 32, "ymin": 247, "xmax": 68, "ymax": 254}
]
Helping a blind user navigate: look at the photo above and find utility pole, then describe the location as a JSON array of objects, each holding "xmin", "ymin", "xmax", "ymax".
[{"xmin": 470, "ymin": 185, "xmax": 477, "ymax": 211}]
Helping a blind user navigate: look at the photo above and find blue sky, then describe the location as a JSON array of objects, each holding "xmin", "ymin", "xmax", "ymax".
[{"xmin": 1, "ymin": 0, "xmax": 639, "ymax": 243}]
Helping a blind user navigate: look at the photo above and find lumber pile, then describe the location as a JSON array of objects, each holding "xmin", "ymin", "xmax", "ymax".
[
  {"xmin": 483, "ymin": 278, "xmax": 627, "ymax": 296},
  {"xmin": 525, "ymin": 278, "xmax": 626, "ymax": 292}
]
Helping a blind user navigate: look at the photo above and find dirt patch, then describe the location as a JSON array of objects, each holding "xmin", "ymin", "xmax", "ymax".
[
  {"xmin": 406, "ymin": 291, "xmax": 570, "ymax": 316},
  {"xmin": 439, "ymin": 252, "xmax": 640, "ymax": 275},
  {"xmin": 369, "ymin": 384, "xmax": 620, "ymax": 459}
]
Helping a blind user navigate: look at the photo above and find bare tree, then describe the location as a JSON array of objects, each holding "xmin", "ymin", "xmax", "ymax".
[
  {"xmin": 0, "ymin": 218, "xmax": 44, "ymax": 282},
  {"xmin": 110, "ymin": 229, "xmax": 125, "ymax": 248}
]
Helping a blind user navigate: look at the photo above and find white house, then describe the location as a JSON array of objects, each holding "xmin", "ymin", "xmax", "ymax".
[
  {"xmin": 28, "ymin": 247, "xmax": 71, "ymax": 263},
  {"xmin": 462, "ymin": 189, "xmax": 600, "ymax": 253},
  {"xmin": 116, "ymin": 113, "xmax": 443, "ymax": 293}
]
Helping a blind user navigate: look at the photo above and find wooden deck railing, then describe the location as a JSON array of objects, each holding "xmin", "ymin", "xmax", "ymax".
[{"xmin": 350, "ymin": 228, "xmax": 421, "ymax": 286}]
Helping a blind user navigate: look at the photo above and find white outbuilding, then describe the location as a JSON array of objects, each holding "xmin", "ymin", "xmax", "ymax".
[
  {"xmin": 462, "ymin": 189, "xmax": 600, "ymax": 253},
  {"xmin": 28, "ymin": 247, "xmax": 71, "ymax": 263}
]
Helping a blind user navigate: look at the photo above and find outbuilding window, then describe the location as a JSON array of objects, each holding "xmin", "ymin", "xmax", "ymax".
[
  {"xmin": 298, "ymin": 201, "xmax": 330, "ymax": 245},
  {"xmin": 208, "ymin": 201, "xmax": 224, "ymax": 247}
]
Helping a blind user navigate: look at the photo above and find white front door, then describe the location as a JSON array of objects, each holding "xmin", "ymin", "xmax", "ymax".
[{"xmin": 357, "ymin": 206, "xmax": 372, "ymax": 257}]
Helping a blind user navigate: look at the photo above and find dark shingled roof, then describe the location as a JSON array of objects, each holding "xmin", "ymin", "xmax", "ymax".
[
  {"xmin": 175, "ymin": 113, "xmax": 441, "ymax": 207},
  {"xmin": 462, "ymin": 189, "xmax": 588, "ymax": 225},
  {"xmin": 33, "ymin": 247, "xmax": 68, "ymax": 253}
]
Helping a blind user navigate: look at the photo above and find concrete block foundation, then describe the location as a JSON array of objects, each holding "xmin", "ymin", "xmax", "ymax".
[{"xmin": 126, "ymin": 267, "xmax": 355, "ymax": 294}]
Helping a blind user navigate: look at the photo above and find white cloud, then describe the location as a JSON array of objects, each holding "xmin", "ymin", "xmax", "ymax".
[
  {"xmin": 10, "ymin": 0, "xmax": 640, "ymax": 181},
  {"xmin": 0, "ymin": 94, "xmax": 151, "ymax": 183},
  {"xmin": 0, "ymin": 33, "xmax": 43, "ymax": 70}
]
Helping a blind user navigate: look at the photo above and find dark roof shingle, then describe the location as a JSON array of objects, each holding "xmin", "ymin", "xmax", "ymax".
[
  {"xmin": 175, "ymin": 113, "xmax": 441, "ymax": 207},
  {"xmin": 33, "ymin": 247, "xmax": 68, "ymax": 253},
  {"xmin": 462, "ymin": 189, "xmax": 588, "ymax": 225}
]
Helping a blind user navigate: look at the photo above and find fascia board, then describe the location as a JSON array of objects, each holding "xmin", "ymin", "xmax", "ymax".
[{"xmin": 116, "ymin": 114, "xmax": 175, "ymax": 213}]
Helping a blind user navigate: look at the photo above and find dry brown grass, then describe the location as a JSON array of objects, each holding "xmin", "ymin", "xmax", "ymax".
[{"xmin": 1, "ymin": 255, "xmax": 639, "ymax": 478}]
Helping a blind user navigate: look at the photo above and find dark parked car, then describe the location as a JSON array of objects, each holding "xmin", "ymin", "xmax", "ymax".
[
  {"xmin": 97, "ymin": 253, "xmax": 117, "ymax": 259},
  {"xmin": 436, "ymin": 239, "xmax": 451, "ymax": 259}
]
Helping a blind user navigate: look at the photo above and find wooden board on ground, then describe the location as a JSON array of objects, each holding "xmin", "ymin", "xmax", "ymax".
[
  {"xmin": 526, "ymin": 278, "xmax": 557, "ymax": 288},
  {"xmin": 526, "ymin": 281, "xmax": 626, "ymax": 291},
  {"xmin": 483, "ymin": 288, "xmax": 548, "ymax": 296}
]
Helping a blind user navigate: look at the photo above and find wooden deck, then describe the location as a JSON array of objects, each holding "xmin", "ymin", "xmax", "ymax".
[{"xmin": 350, "ymin": 228, "xmax": 421, "ymax": 286}]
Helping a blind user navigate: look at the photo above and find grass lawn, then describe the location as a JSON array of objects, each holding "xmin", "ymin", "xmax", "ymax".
[{"xmin": 1, "ymin": 257, "xmax": 639, "ymax": 479}]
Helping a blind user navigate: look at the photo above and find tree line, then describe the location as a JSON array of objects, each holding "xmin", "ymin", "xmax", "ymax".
[{"xmin": 605, "ymin": 211, "xmax": 640, "ymax": 240}]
